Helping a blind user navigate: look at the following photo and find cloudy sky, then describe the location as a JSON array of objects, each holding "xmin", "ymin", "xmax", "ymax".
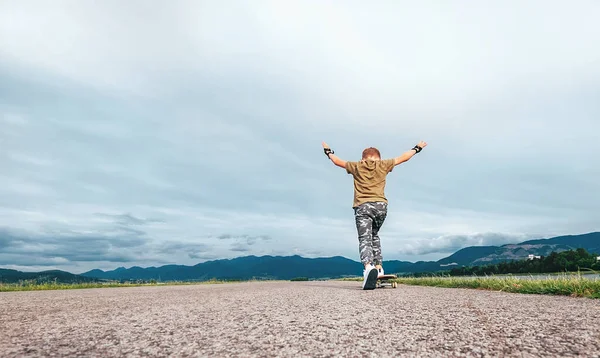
[{"xmin": 1, "ymin": 1, "xmax": 599, "ymax": 274}]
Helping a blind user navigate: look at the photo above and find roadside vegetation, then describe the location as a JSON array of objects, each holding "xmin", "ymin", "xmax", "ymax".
[
  {"xmin": 341, "ymin": 272, "xmax": 600, "ymax": 299},
  {"xmin": 444, "ymin": 248, "xmax": 600, "ymax": 276},
  {"xmin": 403, "ymin": 248, "xmax": 600, "ymax": 278},
  {"xmin": 0, "ymin": 277, "xmax": 290, "ymax": 292},
  {"xmin": 395, "ymin": 274, "xmax": 600, "ymax": 299},
  {"xmin": 378, "ymin": 248, "xmax": 600, "ymax": 299},
  {"xmin": 0, "ymin": 278, "xmax": 229, "ymax": 292}
]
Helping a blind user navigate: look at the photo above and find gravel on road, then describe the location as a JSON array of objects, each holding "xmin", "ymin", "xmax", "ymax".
[{"xmin": 1, "ymin": 281, "xmax": 599, "ymax": 357}]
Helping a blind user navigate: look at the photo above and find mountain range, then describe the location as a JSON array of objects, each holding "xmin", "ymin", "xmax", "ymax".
[
  {"xmin": 81, "ymin": 231, "xmax": 599, "ymax": 281},
  {"xmin": 2, "ymin": 232, "xmax": 598, "ymax": 283}
]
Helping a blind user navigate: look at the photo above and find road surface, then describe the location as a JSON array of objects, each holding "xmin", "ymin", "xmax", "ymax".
[{"xmin": 1, "ymin": 281, "xmax": 599, "ymax": 357}]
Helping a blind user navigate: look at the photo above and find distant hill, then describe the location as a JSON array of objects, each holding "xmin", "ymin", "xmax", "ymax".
[
  {"xmin": 467, "ymin": 232, "xmax": 600, "ymax": 266},
  {"xmin": 0, "ymin": 269, "xmax": 101, "ymax": 284},
  {"xmin": 82, "ymin": 255, "xmax": 363, "ymax": 281},
  {"xmin": 437, "ymin": 246, "xmax": 500, "ymax": 266},
  {"xmin": 367, "ymin": 232, "xmax": 599, "ymax": 274},
  {"xmin": 23, "ymin": 231, "xmax": 599, "ymax": 282},
  {"xmin": 521, "ymin": 232, "xmax": 600, "ymax": 253}
]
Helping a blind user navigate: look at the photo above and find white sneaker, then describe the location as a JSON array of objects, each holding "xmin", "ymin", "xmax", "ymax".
[{"xmin": 362, "ymin": 264, "xmax": 378, "ymax": 290}]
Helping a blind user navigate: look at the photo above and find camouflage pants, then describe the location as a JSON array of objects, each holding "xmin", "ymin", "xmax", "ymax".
[{"xmin": 354, "ymin": 202, "xmax": 388, "ymax": 266}]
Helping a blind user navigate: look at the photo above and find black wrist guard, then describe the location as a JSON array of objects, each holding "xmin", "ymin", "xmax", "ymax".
[
  {"xmin": 412, "ymin": 145, "xmax": 422, "ymax": 153},
  {"xmin": 324, "ymin": 148, "xmax": 334, "ymax": 157}
]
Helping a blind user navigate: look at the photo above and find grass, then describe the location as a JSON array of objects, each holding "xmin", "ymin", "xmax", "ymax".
[
  {"xmin": 340, "ymin": 272, "xmax": 600, "ymax": 299},
  {"xmin": 0, "ymin": 278, "xmax": 231, "ymax": 292},
  {"xmin": 0, "ymin": 277, "xmax": 292, "ymax": 292},
  {"xmin": 464, "ymin": 269, "xmax": 599, "ymax": 277}
]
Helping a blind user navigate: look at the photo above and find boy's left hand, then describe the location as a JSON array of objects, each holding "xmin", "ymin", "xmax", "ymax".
[{"xmin": 322, "ymin": 141, "xmax": 330, "ymax": 149}]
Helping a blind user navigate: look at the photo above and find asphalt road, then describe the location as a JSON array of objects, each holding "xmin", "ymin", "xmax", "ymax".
[{"xmin": 1, "ymin": 281, "xmax": 599, "ymax": 357}]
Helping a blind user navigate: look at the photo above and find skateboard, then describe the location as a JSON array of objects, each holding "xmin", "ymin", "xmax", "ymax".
[{"xmin": 376, "ymin": 274, "xmax": 398, "ymax": 288}]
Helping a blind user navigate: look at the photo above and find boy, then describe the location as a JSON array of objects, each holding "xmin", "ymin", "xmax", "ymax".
[{"xmin": 322, "ymin": 140, "xmax": 427, "ymax": 290}]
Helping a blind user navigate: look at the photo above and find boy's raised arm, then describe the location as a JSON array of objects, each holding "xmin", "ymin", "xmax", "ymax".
[
  {"xmin": 322, "ymin": 142, "xmax": 347, "ymax": 169},
  {"xmin": 394, "ymin": 141, "xmax": 427, "ymax": 166}
]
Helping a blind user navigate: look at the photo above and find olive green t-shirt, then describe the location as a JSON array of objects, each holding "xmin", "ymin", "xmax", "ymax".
[{"xmin": 345, "ymin": 158, "xmax": 395, "ymax": 208}]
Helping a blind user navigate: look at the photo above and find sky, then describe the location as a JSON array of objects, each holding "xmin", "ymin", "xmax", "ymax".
[{"xmin": 1, "ymin": 1, "xmax": 599, "ymax": 274}]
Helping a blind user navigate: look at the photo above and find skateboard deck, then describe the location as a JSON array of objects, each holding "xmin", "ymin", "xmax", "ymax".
[{"xmin": 376, "ymin": 274, "xmax": 398, "ymax": 288}]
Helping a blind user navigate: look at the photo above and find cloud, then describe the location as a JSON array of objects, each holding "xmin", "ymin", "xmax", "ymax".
[
  {"xmin": 0, "ymin": 227, "xmax": 146, "ymax": 256},
  {"xmin": 94, "ymin": 213, "xmax": 164, "ymax": 226},
  {"xmin": 0, "ymin": 236, "xmax": 11, "ymax": 249},
  {"xmin": 158, "ymin": 242, "xmax": 211, "ymax": 255},
  {"xmin": 1, "ymin": 112, "xmax": 28, "ymax": 126},
  {"xmin": 217, "ymin": 234, "xmax": 272, "ymax": 245},
  {"xmin": 397, "ymin": 232, "xmax": 536, "ymax": 256},
  {"xmin": 216, "ymin": 234, "xmax": 274, "ymax": 253},
  {"xmin": 0, "ymin": 224, "xmax": 217, "ymax": 271},
  {"xmin": 188, "ymin": 252, "xmax": 220, "ymax": 260},
  {"xmin": 230, "ymin": 243, "xmax": 252, "ymax": 253}
]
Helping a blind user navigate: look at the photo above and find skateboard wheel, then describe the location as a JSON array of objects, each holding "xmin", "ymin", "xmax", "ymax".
[{"xmin": 392, "ymin": 282, "xmax": 397, "ymax": 288}]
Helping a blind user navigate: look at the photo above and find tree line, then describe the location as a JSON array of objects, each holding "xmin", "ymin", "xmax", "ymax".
[{"xmin": 447, "ymin": 248, "xmax": 600, "ymax": 276}]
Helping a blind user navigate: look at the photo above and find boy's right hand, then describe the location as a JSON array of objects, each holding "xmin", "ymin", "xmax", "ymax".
[{"xmin": 417, "ymin": 141, "xmax": 427, "ymax": 149}]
